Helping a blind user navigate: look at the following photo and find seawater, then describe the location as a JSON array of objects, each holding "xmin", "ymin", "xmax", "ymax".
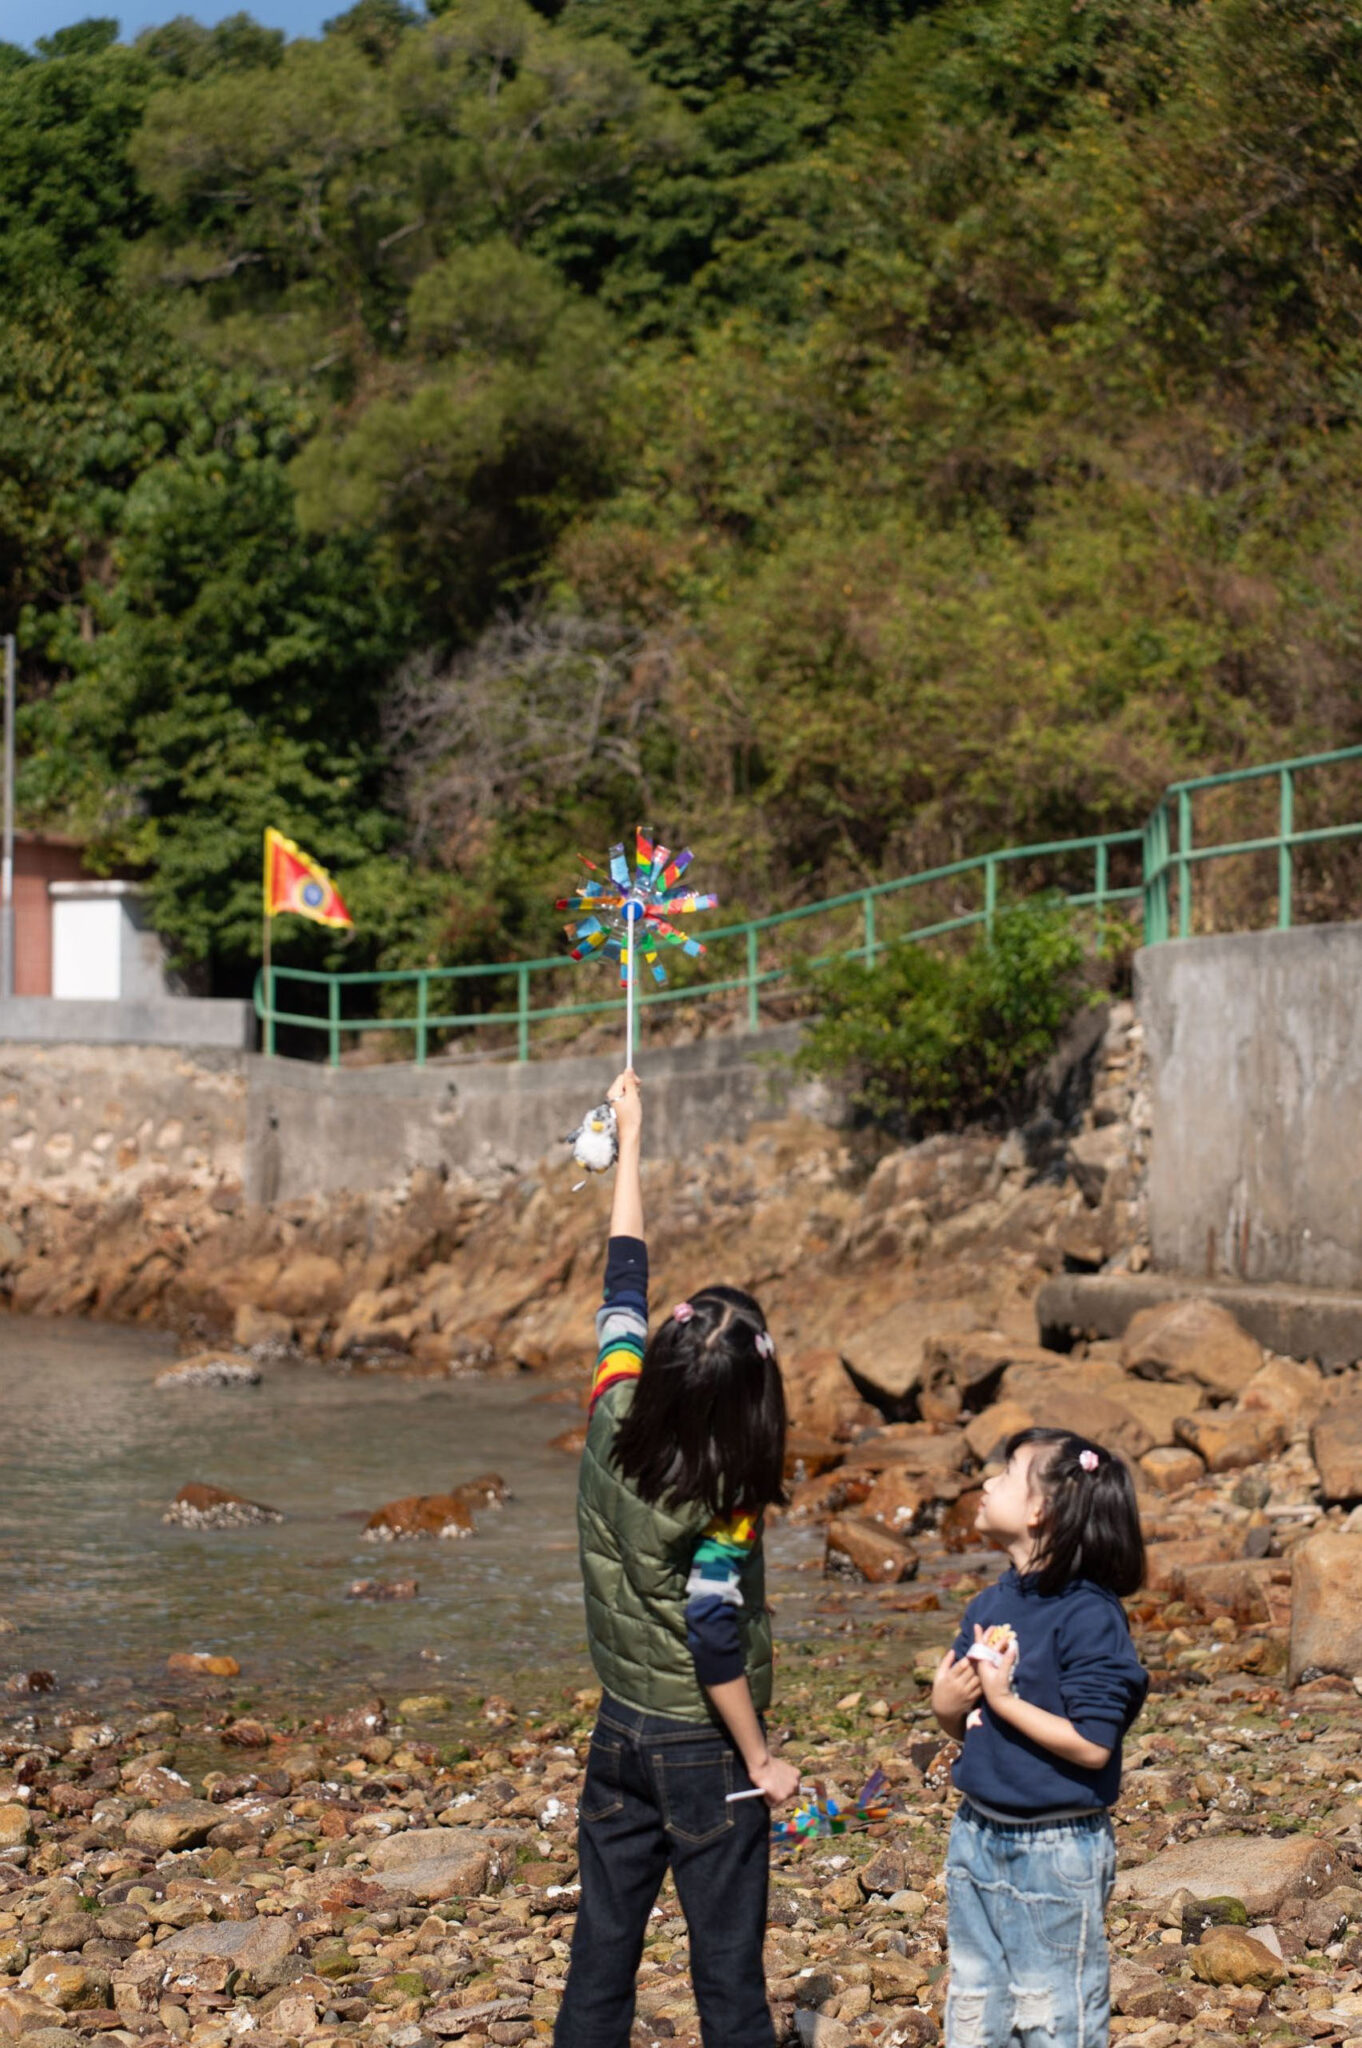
[
  {"xmin": 0, "ymin": 1318, "xmax": 592, "ymax": 1717},
  {"xmin": 0, "ymin": 1319, "xmax": 823, "ymax": 1723}
]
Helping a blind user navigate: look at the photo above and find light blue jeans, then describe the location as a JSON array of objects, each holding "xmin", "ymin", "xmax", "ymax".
[{"xmin": 946, "ymin": 1801, "xmax": 1116, "ymax": 2048}]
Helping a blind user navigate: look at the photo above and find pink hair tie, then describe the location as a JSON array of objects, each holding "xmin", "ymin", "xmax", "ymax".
[
  {"xmin": 754, "ymin": 1331, "xmax": 774, "ymax": 1360},
  {"xmin": 1078, "ymin": 1448, "xmax": 1100, "ymax": 1472},
  {"xmin": 672, "ymin": 1301, "xmax": 695, "ymax": 1324}
]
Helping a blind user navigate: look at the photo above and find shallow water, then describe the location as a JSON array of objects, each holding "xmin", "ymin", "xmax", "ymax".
[{"xmin": 0, "ymin": 1319, "xmax": 822, "ymax": 1724}]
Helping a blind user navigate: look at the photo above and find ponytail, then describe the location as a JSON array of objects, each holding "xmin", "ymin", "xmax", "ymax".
[{"xmin": 1005, "ymin": 1427, "xmax": 1146, "ymax": 1599}]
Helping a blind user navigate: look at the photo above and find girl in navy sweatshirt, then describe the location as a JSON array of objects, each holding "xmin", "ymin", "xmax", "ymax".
[{"xmin": 931, "ymin": 1427, "xmax": 1148, "ymax": 2048}]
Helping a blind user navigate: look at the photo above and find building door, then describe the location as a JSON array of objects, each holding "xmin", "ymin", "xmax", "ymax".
[{"xmin": 51, "ymin": 896, "xmax": 122, "ymax": 1000}]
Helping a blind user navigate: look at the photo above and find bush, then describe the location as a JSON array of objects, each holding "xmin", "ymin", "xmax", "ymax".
[{"xmin": 795, "ymin": 897, "xmax": 1090, "ymax": 1129}]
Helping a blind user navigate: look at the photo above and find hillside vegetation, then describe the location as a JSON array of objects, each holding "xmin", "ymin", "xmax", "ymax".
[{"xmin": 4, "ymin": 0, "xmax": 1362, "ymax": 991}]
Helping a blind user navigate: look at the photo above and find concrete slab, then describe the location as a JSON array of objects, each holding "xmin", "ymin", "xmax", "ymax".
[{"xmin": 1035, "ymin": 1270, "xmax": 1362, "ymax": 1369}]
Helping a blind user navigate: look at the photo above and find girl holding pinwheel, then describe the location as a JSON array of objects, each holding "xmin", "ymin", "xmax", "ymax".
[{"xmin": 554, "ymin": 1068, "xmax": 799, "ymax": 2048}]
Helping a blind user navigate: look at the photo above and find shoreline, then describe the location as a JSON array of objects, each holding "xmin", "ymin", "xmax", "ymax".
[{"xmin": 4, "ymin": 1493, "xmax": 1362, "ymax": 2048}]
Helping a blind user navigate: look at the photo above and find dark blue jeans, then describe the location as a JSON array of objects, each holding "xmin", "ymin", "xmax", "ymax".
[{"xmin": 554, "ymin": 1693, "xmax": 776, "ymax": 2048}]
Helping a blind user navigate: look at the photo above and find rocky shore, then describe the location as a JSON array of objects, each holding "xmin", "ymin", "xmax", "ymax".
[{"xmin": 7, "ymin": 1004, "xmax": 1362, "ymax": 2043}]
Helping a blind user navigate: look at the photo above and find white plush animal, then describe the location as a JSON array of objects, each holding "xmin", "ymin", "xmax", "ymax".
[{"xmin": 566, "ymin": 1100, "xmax": 618, "ymax": 1175}]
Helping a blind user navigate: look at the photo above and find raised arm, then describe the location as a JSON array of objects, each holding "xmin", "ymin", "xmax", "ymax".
[
  {"xmin": 589, "ymin": 1071, "xmax": 647, "ymax": 1411},
  {"xmin": 608, "ymin": 1069, "xmax": 643, "ymax": 1239}
]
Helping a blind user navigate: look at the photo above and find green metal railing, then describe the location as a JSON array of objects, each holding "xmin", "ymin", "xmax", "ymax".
[{"xmin": 254, "ymin": 743, "xmax": 1362, "ymax": 1064}]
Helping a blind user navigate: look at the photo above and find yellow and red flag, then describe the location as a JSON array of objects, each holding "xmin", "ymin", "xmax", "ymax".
[{"xmin": 263, "ymin": 828, "xmax": 353, "ymax": 929}]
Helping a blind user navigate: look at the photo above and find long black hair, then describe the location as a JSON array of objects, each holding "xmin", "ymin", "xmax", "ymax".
[
  {"xmin": 612, "ymin": 1285, "xmax": 787, "ymax": 1517},
  {"xmin": 1006, "ymin": 1427, "xmax": 1145, "ymax": 1599}
]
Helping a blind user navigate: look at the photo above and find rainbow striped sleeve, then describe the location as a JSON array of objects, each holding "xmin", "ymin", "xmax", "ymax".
[
  {"xmin": 685, "ymin": 1511, "xmax": 760, "ymax": 1686},
  {"xmin": 590, "ymin": 1235, "xmax": 648, "ymax": 1410},
  {"xmin": 685, "ymin": 1512, "xmax": 760, "ymax": 1606}
]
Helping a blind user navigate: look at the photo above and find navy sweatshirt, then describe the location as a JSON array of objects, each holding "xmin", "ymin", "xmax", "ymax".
[{"xmin": 950, "ymin": 1569, "xmax": 1148, "ymax": 1816}]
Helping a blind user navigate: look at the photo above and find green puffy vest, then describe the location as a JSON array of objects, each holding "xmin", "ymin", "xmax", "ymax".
[{"xmin": 577, "ymin": 1379, "xmax": 773, "ymax": 1723}]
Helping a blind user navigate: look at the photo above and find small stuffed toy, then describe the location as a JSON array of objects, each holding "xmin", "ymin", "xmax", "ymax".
[{"xmin": 566, "ymin": 1101, "xmax": 618, "ymax": 1178}]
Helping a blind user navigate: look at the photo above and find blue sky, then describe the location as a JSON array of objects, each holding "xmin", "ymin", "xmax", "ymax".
[{"xmin": 3, "ymin": 0, "xmax": 328, "ymax": 45}]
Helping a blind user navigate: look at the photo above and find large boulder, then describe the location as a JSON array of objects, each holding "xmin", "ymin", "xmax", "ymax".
[
  {"xmin": 1174, "ymin": 1407, "xmax": 1286, "ymax": 1473},
  {"xmin": 1113, "ymin": 1832, "xmax": 1341, "ymax": 1916},
  {"xmin": 782, "ymin": 1350, "xmax": 879, "ymax": 1441},
  {"xmin": 125, "ymin": 1800, "xmax": 222, "ymax": 1853},
  {"xmin": 1289, "ymin": 1530, "xmax": 1362, "ymax": 1684},
  {"xmin": 159, "ymin": 1919, "xmax": 298, "ymax": 1981},
  {"xmin": 1239, "ymin": 1355, "xmax": 1326, "ymax": 1431},
  {"xmin": 1120, "ymin": 1297, "xmax": 1263, "ymax": 1399},
  {"xmin": 1311, "ymin": 1394, "xmax": 1362, "ymax": 1503},
  {"xmin": 365, "ymin": 1827, "xmax": 518, "ymax": 1900},
  {"xmin": 839, "ymin": 1300, "xmax": 982, "ymax": 1406},
  {"xmin": 267, "ymin": 1253, "xmax": 348, "ymax": 1320}
]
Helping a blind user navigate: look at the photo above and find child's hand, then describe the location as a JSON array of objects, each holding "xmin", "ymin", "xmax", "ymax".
[
  {"xmin": 607, "ymin": 1069, "xmax": 642, "ymax": 1145},
  {"xmin": 930, "ymin": 1647, "xmax": 982, "ymax": 1724},
  {"xmin": 749, "ymin": 1755, "xmax": 801, "ymax": 1808},
  {"xmin": 972, "ymin": 1625, "xmax": 1019, "ymax": 1705}
]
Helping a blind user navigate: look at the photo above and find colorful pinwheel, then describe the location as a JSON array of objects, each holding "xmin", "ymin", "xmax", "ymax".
[
  {"xmin": 770, "ymin": 1771, "xmax": 892, "ymax": 1843},
  {"xmin": 557, "ymin": 830, "xmax": 718, "ymax": 1068}
]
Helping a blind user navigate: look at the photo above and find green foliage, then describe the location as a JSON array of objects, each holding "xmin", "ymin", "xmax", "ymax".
[
  {"xmin": 6, "ymin": 0, "xmax": 1362, "ymax": 1013},
  {"xmin": 795, "ymin": 899, "xmax": 1090, "ymax": 1128}
]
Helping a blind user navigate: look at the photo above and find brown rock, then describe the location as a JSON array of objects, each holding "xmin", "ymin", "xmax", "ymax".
[
  {"xmin": 1144, "ymin": 1534, "xmax": 1240, "ymax": 1592},
  {"xmin": 782, "ymin": 1350, "xmax": 879, "ymax": 1441},
  {"xmin": 163, "ymin": 1483, "xmax": 282, "ymax": 1528},
  {"xmin": 1174, "ymin": 1407, "xmax": 1286, "ymax": 1473},
  {"xmin": 783, "ymin": 1431, "xmax": 845, "ymax": 1482},
  {"xmin": 233, "ymin": 1303, "xmax": 294, "ymax": 1353},
  {"xmin": 1121, "ymin": 1297, "xmax": 1263, "ymax": 1398},
  {"xmin": 158, "ymin": 1920, "xmax": 298, "ymax": 1981},
  {"xmin": 1289, "ymin": 1529, "xmax": 1362, "ymax": 1684},
  {"xmin": 0, "ymin": 1805, "xmax": 32, "ymax": 1849},
  {"xmin": 840, "ymin": 1300, "xmax": 982, "ymax": 1404},
  {"xmin": 1029, "ymin": 1388, "xmax": 1152, "ymax": 1465},
  {"xmin": 20, "ymin": 1960, "xmax": 110, "ymax": 2012},
  {"xmin": 366, "ymin": 1827, "xmax": 511, "ymax": 1900},
  {"xmin": 346, "ymin": 1578, "xmax": 420, "ymax": 1601},
  {"xmin": 825, "ymin": 1518, "xmax": 919, "ymax": 1584},
  {"xmin": 920, "ymin": 1331, "xmax": 1062, "ymax": 1412},
  {"xmin": 1112, "ymin": 1832, "xmax": 1340, "ymax": 1916},
  {"xmin": 858, "ymin": 1846, "xmax": 906, "ymax": 1896},
  {"xmin": 941, "ymin": 1488, "xmax": 985, "ymax": 1550},
  {"xmin": 839, "ymin": 1423, "xmax": 967, "ymax": 1477},
  {"xmin": 1239, "ymin": 1355, "xmax": 1325, "ymax": 1429},
  {"xmin": 964, "ymin": 1400, "xmax": 1035, "ymax": 1465},
  {"xmin": 268, "ymin": 1253, "xmax": 347, "ymax": 1320},
  {"xmin": 165, "ymin": 1650, "xmax": 241, "ymax": 1677},
  {"xmin": 1139, "ymin": 1445, "xmax": 1204, "ymax": 1493},
  {"xmin": 1189, "ymin": 1927, "xmax": 1286, "ymax": 1989},
  {"xmin": 550, "ymin": 1424, "xmax": 588, "ymax": 1456},
  {"xmin": 1179, "ymin": 1560, "xmax": 1289, "ymax": 1627},
  {"xmin": 1311, "ymin": 1393, "xmax": 1362, "ymax": 1502},
  {"xmin": 364, "ymin": 1493, "xmax": 475, "ymax": 1541},
  {"xmin": 861, "ymin": 1468, "xmax": 935, "ymax": 1535},
  {"xmin": 125, "ymin": 1801, "xmax": 222, "ymax": 1852}
]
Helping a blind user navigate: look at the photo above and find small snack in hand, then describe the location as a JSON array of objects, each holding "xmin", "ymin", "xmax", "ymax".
[{"xmin": 966, "ymin": 1622, "xmax": 1019, "ymax": 1669}]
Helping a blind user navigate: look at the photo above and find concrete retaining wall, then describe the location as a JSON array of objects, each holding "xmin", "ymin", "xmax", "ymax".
[
  {"xmin": 1137, "ymin": 923, "xmax": 1362, "ymax": 1290},
  {"xmin": 244, "ymin": 1027, "xmax": 819, "ymax": 1204},
  {"xmin": 0, "ymin": 1042, "xmax": 248, "ymax": 1196}
]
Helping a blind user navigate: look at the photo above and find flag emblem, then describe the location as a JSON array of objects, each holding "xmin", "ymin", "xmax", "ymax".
[{"xmin": 263, "ymin": 828, "xmax": 353, "ymax": 929}]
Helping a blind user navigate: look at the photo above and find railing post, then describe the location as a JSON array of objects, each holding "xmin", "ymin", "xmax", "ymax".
[
  {"xmin": 517, "ymin": 965, "xmax": 530, "ymax": 1062},
  {"xmin": 327, "ymin": 975, "xmax": 340, "ymax": 1068},
  {"xmin": 984, "ymin": 857, "xmax": 997, "ymax": 937},
  {"xmin": 1094, "ymin": 839, "xmax": 1108, "ymax": 951},
  {"xmin": 745, "ymin": 926, "xmax": 759, "ymax": 1032},
  {"xmin": 1177, "ymin": 787, "xmax": 1193, "ymax": 938},
  {"xmin": 415, "ymin": 971, "xmax": 428, "ymax": 1067},
  {"xmin": 863, "ymin": 894, "xmax": 877, "ymax": 966},
  {"xmin": 1279, "ymin": 767, "xmax": 1294, "ymax": 929}
]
